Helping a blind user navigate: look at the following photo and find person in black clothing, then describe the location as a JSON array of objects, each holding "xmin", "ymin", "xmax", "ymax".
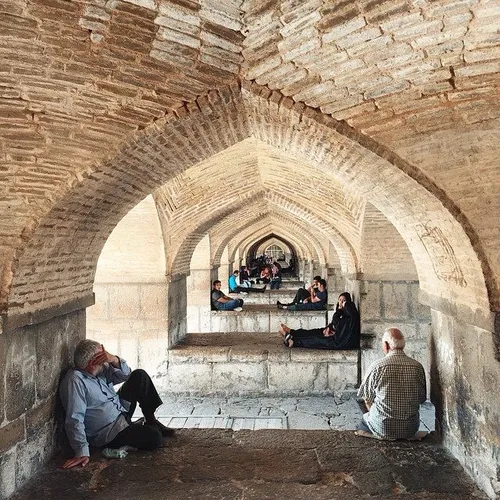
[{"xmin": 279, "ymin": 292, "xmax": 360, "ymax": 349}]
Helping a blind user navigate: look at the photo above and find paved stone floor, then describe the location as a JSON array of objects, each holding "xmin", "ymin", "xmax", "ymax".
[
  {"xmin": 13, "ymin": 429, "xmax": 486, "ymax": 500},
  {"xmin": 153, "ymin": 394, "xmax": 435, "ymax": 433}
]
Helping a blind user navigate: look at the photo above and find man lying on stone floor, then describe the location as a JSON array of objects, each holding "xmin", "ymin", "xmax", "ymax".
[
  {"xmin": 211, "ymin": 279, "xmax": 244, "ymax": 311},
  {"xmin": 279, "ymin": 292, "xmax": 360, "ymax": 349},
  {"xmin": 356, "ymin": 328, "xmax": 427, "ymax": 441},
  {"xmin": 59, "ymin": 339, "xmax": 174, "ymax": 469}
]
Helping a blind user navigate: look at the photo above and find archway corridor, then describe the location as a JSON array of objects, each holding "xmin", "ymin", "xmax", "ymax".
[{"xmin": 1, "ymin": 0, "xmax": 499, "ymax": 498}]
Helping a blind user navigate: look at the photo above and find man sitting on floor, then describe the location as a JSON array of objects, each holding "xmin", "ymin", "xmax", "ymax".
[
  {"xmin": 211, "ymin": 279, "xmax": 243, "ymax": 311},
  {"xmin": 59, "ymin": 339, "xmax": 173, "ymax": 469},
  {"xmin": 357, "ymin": 328, "xmax": 427, "ymax": 440}
]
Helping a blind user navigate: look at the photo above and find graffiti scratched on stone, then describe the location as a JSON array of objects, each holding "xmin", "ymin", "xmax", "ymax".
[{"xmin": 416, "ymin": 224, "xmax": 467, "ymax": 288}]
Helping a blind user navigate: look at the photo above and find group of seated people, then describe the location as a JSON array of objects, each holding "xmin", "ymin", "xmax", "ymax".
[{"xmin": 211, "ymin": 276, "xmax": 360, "ymax": 353}]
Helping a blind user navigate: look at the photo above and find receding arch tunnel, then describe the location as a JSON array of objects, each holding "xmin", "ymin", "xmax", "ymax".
[{"xmin": 1, "ymin": 1, "xmax": 499, "ymax": 497}]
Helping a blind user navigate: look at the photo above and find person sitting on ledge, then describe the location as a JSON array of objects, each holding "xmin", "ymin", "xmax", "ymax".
[
  {"xmin": 211, "ymin": 279, "xmax": 243, "ymax": 311},
  {"xmin": 228, "ymin": 270, "xmax": 266, "ymax": 294},
  {"xmin": 356, "ymin": 328, "xmax": 427, "ymax": 440},
  {"xmin": 278, "ymin": 292, "xmax": 360, "ymax": 349},
  {"xmin": 277, "ymin": 275, "xmax": 322, "ymax": 308},
  {"xmin": 277, "ymin": 278, "xmax": 327, "ymax": 310},
  {"xmin": 59, "ymin": 339, "xmax": 173, "ymax": 469}
]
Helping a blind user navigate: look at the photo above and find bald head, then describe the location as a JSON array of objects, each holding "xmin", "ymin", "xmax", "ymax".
[{"xmin": 382, "ymin": 328, "xmax": 405, "ymax": 351}]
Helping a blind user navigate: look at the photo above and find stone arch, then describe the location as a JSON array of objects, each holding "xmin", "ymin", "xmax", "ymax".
[
  {"xmin": 227, "ymin": 217, "xmax": 325, "ymax": 269},
  {"xmin": 4, "ymin": 82, "xmax": 492, "ymax": 334}
]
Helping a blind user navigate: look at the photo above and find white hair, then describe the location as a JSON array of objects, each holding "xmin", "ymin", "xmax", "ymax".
[
  {"xmin": 74, "ymin": 339, "xmax": 101, "ymax": 369},
  {"xmin": 382, "ymin": 328, "xmax": 405, "ymax": 350}
]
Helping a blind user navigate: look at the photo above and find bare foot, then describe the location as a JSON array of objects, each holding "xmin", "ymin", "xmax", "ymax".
[
  {"xmin": 288, "ymin": 338, "xmax": 294, "ymax": 348},
  {"xmin": 279, "ymin": 323, "xmax": 290, "ymax": 337}
]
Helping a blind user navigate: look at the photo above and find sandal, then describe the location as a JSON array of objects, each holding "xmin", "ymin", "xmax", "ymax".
[{"xmin": 283, "ymin": 332, "xmax": 293, "ymax": 347}]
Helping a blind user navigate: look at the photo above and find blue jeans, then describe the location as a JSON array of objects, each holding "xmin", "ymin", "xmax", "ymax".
[{"xmin": 215, "ymin": 299, "xmax": 243, "ymax": 310}]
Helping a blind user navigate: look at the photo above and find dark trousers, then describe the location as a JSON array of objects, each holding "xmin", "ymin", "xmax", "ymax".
[
  {"xmin": 107, "ymin": 369, "xmax": 163, "ymax": 450},
  {"xmin": 290, "ymin": 328, "xmax": 335, "ymax": 349},
  {"xmin": 291, "ymin": 288, "xmax": 310, "ymax": 304}
]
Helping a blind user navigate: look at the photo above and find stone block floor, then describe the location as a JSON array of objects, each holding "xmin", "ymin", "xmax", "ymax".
[
  {"xmin": 12, "ymin": 428, "xmax": 486, "ymax": 500},
  {"xmin": 152, "ymin": 394, "xmax": 435, "ymax": 433}
]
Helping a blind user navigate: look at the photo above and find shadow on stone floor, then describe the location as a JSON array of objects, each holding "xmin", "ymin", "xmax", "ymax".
[{"xmin": 11, "ymin": 429, "xmax": 487, "ymax": 500}]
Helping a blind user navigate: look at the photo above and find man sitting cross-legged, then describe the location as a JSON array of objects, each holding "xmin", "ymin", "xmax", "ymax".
[
  {"xmin": 357, "ymin": 328, "xmax": 427, "ymax": 440},
  {"xmin": 59, "ymin": 339, "xmax": 173, "ymax": 469}
]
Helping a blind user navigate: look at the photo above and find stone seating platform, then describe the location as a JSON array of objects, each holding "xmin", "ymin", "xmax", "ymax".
[
  {"xmin": 158, "ymin": 332, "xmax": 359, "ymax": 396},
  {"xmin": 230, "ymin": 288, "xmax": 297, "ymax": 305},
  {"xmin": 210, "ymin": 304, "xmax": 328, "ymax": 332}
]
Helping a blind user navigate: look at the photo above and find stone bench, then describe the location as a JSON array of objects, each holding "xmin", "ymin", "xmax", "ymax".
[
  {"xmin": 157, "ymin": 332, "xmax": 359, "ymax": 396},
  {"xmin": 229, "ymin": 289, "xmax": 296, "ymax": 305},
  {"xmin": 210, "ymin": 304, "xmax": 328, "ymax": 333}
]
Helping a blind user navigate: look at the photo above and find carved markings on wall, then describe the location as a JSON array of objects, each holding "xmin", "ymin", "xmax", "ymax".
[{"xmin": 416, "ymin": 223, "xmax": 467, "ymax": 288}]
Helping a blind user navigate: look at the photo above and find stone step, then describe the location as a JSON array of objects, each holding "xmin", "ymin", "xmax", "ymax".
[
  {"xmin": 279, "ymin": 280, "xmax": 304, "ymax": 290},
  {"xmin": 229, "ymin": 289, "xmax": 296, "ymax": 305},
  {"xmin": 159, "ymin": 332, "xmax": 359, "ymax": 396},
  {"xmin": 210, "ymin": 304, "xmax": 328, "ymax": 333}
]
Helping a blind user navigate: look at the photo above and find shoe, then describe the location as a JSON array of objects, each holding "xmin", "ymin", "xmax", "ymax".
[
  {"xmin": 149, "ymin": 419, "xmax": 175, "ymax": 438},
  {"xmin": 240, "ymin": 291, "xmax": 248, "ymax": 295},
  {"xmin": 234, "ymin": 307, "xmax": 243, "ymax": 312},
  {"xmin": 277, "ymin": 302, "xmax": 283, "ymax": 309}
]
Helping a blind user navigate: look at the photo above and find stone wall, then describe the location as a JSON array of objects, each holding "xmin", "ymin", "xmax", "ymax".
[
  {"xmin": 430, "ymin": 309, "xmax": 500, "ymax": 499},
  {"xmin": 360, "ymin": 280, "xmax": 432, "ymax": 388},
  {"xmin": 87, "ymin": 283, "xmax": 169, "ymax": 376},
  {"xmin": 0, "ymin": 310, "xmax": 84, "ymax": 499}
]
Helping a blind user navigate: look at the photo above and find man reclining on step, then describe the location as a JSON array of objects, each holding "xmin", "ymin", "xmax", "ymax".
[
  {"xmin": 277, "ymin": 275, "xmax": 324, "ymax": 309},
  {"xmin": 211, "ymin": 279, "xmax": 244, "ymax": 311},
  {"xmin": 278, "ymin": 278, "xmax": 328, "ymax": 311},
  {"xmin": 59, "ymin": 339, "xmax": 173, "ymax": 469},
  {"xmin": 228, "ymin": 270, "xmax": 266, "ymax": 294},
  {"xmin": 278, "ymin": 292, "xmax": 359, "ymax": 349}
]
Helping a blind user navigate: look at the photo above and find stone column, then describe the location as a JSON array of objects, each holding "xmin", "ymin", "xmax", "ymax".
[
  {"xmin": 187, "ymin": 267, "xmax": 213, "ymax": 333},
  {"xmin": 167, "ymin": 273, "xmax": 187, "ymax": 348},
  {"xmin": 298, "ymin": 259, "xmax": 306, "ymax": 281}
]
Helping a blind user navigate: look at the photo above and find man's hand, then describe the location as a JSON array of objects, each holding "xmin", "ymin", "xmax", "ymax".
[
  {"xmin": 323, "ymin": 327, "xmax": 334, "ymax": 337},
  {"xmin": 92, "ymin": 345, "xmax": 119, "ymax": 368},
  {"xmin": 62, "ymin": 456, "xmax": 90, "ymax": 469}
]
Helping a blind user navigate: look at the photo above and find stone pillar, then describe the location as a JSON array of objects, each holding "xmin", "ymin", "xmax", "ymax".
[
  {"xmin": 167, "ymin": 273, "xmax": 187, "ymax": 348},
  {"xmin": 219, "ymin": 247, "xmax": 230, "ymax": 292},
  {"xmin": 187, "ymin": 267, "xmax": 213, "ymax": 333},
  {"xmin": 298, "ymin": 259, "xmax": 306, "ymax": 281},
  {"xmin": 0, "ymin": 304, "xmax": 87, "ymax": 498}
]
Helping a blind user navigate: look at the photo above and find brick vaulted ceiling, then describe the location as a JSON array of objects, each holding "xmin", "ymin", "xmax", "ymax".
[{"xmin": 0, "ymin": 0, "xmax": 499, "ymax": 321}]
